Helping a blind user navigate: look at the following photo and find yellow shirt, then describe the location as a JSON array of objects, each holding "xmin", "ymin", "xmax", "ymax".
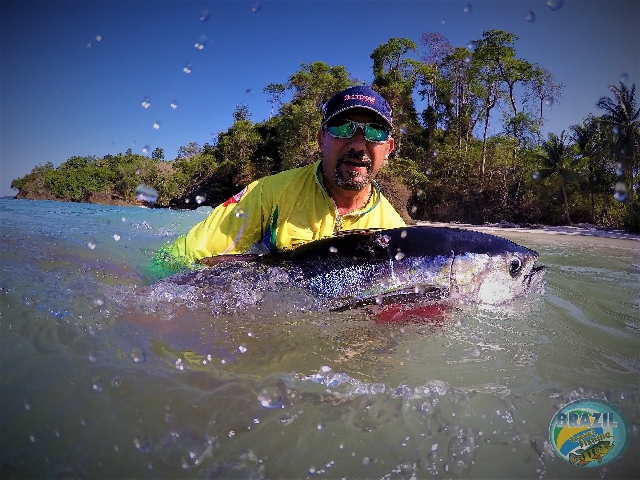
[{"xmin": 168, "ymin": 160, "xmax": 406, "ymax": 264}]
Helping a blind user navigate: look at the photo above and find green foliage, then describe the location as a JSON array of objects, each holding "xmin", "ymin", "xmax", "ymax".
[{"xmin": 10, "ymin": 32, "xmax": 638, "ymax": 232}]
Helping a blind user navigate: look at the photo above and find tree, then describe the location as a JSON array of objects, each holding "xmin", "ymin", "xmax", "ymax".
[
  {"xmin": 472, "ymin": 30, "xmax": 534, "ymax": 169},
  {"xmin": 176, "ymin": 142, "xmax": 202, "ymax": 159},
  {"xmin": 233, "ymin": 104, "xmax": 251, "ymax": 122},
  {"xmin": 371, "ymin": 38, "xmax": 431, "ymax": 134},
  {"xmin": 278, "ymin": 62, "xmax": 353, "ymax": 168},
  {"xmin": 536, "ymin": 131, "xmax": 581, "ymax": 225},
  {"xmin": 526, "ymin": 66, "xmax": 564, "ymax": 145},
  {"xmin": 264, "ymin": 83, "xmax": 286, "ymax": 119},
  {"xmin": 152, "ymin": 147, "xmax": 164, "ymax": 160},
  {"xmin": 596, "ymin": 81, "xmax": 640, "ymax": 228}
]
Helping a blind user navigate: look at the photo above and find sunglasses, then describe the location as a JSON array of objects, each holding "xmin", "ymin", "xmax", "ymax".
[{"xmin": 325, "ymin": 119, "xmax": 390, "ymax": 143}]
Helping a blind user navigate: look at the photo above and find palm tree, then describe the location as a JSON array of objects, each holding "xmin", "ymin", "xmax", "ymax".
[
  {"xmin": 596, "ymin": 82, "xmax": 640, "ymax": 226},
  {"xmin": 536, "ymin": 131, "xmax": 581, "ymax": 225}
]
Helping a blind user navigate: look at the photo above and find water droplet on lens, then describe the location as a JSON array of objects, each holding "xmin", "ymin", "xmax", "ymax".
[
  {"xmin": 532, "ymin": 171, "xmax": 540, "ymax": 180},
  {"xmin": 463, "ymin": 4, "xmax": 472, "ymax": 13},
  {"xmin": 620, "ymin": 73, "xmax": 629, "ymax": 84},
  {"xmin": 227, "ymin": 430, "xmax": 235, "ymax": 437},
  {"xmin": 194, "ymin": 34, "xmax": 207, "ymax": 50},
  {"xmin": 441, "ymin": 18, "xmax": 446, "ymax": 24},
  {"xmin": 142, "ymin": 96, "xmax": 151, "ymax": 108},
  {"xmin": 153, "ymin": 121, "xmax": 161, "ymax": 130},
  {"xmin": 135, "ymin": 184, "xmax": 158, "ymax": 203},
  {"xmin": 544, "ymin": 97, "xmax": 554, "ymax": 106},
  {"xmin": 410, "ymin": 205, "xmax": 418, "ymax": 214},
  {"xmin": 245, "ymin": 88, "xmax": 252, "ymax": 95},
  {"xmin": 612, "ymin": 126, "xmax": 620, "ymax": 135},
  {"xmin": 614, "ymin": 182, "xmax": 628, "ymax": 202},
  {"xmin": 400, "ymin": 230, "xmax": 407, "ymax": 238},
  {"xmin": 546, "ymin": 0, "xmax": 563, "ymax": 10},
  {"xmin": 142, "ymin": 145, "xmax": 149, "ymax": 154},
  {"xmin": 54, "ymin": 428, "xmax": 62, "ymax": 438},
  {"xmin": 467, "ymin": 41, "xmax": 476, "ymax": 51},
  {"xmin": 525, "ymin": 10, "xmax": 535, "ymax": 22},
  {"xmin": 24, "ymin": 399, "xmax": 32, "ymax": 411},
  {"xmin": 199, "ymin": 10, "xmax": 210, "ymax": 21},
  {"xmin": 134, "ymin": 435, "xmax": 150, "ymax": 453},
  {"xmin": 238, "ymin": 345, "xmax": 248, "ymax": 354},
  {"xmin": 88, "ymin": 352, "xmax": 97, "ymax": 362},
  {"xmin": 234, "ymin": 207, "xmax": 246, "ymax": 218},
  {"xmin": 395, "ymin": 251, "xmax": 405, "ymax": 261},
  {"xmin": 87, "ymin": 239, "xmax": 97, "ymax": 250},
  {"xmin": 616, "ymin": 163, "xmax": 624, "ymax": 176},
  {"xmin": 279, "ymin": 413, "xmax": 294, "ymax": 425},
  {"xmin": 91, "ymin": 377, "xmax": 104, "ymax": 393},
  {"xmin": 329, "ymin": 246, "xmax": 338, "ymax": 253},
  {"xmin": 121, "ymin": 216, "xmax": 127, "ymax": 222},
  {"xmin": 251, "ymin": 2, "xmax": 262, "ymax": 13},
  {"xmin": 131, "ymin": 347, "xmax": 147, "ymax": 363},
  {"xmin": 257, "ymin": 386, "xmax": 283, "ymax": 409},
  {"xmin": 29, "ymin": 432, "xmax": 36, "ymax": 443},
  {"xmin": 375, "ymin": 296, "xmax": 383, "ymax": 305},
  {"xmin": 111, "ymin": 376, "xmax": 122, "ymax": 388},
  {"xmin": 113, "ymin": 233, "xmax": 121, "ymax": 241},
  {"xmin": 183, "ymin": 62, "xmax": 192, "ymax": 74},
  {"xmin": 195, "ymin": 195, "xmax": 206, "ymax": 204},
  {"xmin": 170, "ymin": 100, "xmax": 178, "ymax": 109}
]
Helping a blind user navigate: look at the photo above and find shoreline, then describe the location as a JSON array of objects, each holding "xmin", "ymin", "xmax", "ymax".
[{"xmin": 417, "ymin": 221, "xmax": 640, "ymax": 244}]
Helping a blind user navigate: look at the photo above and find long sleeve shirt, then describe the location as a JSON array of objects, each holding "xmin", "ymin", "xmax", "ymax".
[{"xmin": 167, "ymin": 160, "xmax": 406, "ymax": 264}]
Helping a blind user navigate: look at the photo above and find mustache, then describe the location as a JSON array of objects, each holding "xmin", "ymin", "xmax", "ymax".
[{"xmin": 337, "ymin": 149, "xmax": 372, "ymax": 166}]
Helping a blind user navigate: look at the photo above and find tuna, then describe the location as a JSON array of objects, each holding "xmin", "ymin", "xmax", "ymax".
[{"xmin": 184, "ymin": 226, "xmax": 546, "ymax": 311}]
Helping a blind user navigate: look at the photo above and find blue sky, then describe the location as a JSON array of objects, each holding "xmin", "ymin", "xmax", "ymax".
[{"xmin": 1, "ymin": 0, "xmax": 638, "ymax": 196}]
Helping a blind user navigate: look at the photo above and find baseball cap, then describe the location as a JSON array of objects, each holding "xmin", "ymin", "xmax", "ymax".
[{"xmin": 322, "ymin": 85, "xmax": 393, "ymax": 128}]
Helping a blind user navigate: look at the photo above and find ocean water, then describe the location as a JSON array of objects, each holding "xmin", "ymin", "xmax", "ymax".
[{"xmin": 0, "ymin": 198, "xmax": 638, "ymax": 479}]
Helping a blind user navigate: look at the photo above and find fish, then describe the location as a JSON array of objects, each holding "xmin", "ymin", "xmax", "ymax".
[
  {"xmin": 568, "ymin": 440, "xmax": 615, "ymax": 466},
  {"xmin": 186, "ymin": 226, "xmax": 546, "ymax": 311}
]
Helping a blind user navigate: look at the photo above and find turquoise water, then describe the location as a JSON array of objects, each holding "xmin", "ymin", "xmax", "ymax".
[{"xmin": 1, "ymin": 199, "xmax": 638, "ymax": 478}]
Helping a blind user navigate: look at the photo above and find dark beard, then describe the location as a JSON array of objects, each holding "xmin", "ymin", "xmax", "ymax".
[{"xmin": 333, "ymin": 149, "xmax": 372, "ymax": 191}]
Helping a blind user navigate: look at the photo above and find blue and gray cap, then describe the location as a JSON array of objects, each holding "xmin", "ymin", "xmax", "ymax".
[{"xmin": 322, "ymin": 85, "xmax": 393, "ymax": 129}]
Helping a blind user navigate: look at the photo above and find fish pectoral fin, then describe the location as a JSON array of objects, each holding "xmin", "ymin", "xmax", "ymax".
[
  {"xmin": 198, "ymin": 254, "xmax": 260, "ymax": 266},
  {"xmin": 330, "ymin": 286, "xmax": 446, "ymax": 312}
]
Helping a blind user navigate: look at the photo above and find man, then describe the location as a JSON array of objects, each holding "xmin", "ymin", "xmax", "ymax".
[{"xmin": 168, "ymin": 85, "xmax": 406, "ymax": 265}]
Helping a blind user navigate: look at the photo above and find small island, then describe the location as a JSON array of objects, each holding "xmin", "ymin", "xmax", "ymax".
[{"xmin": 11, "ymin": 32, "xmax": 639, "ymax": 232}]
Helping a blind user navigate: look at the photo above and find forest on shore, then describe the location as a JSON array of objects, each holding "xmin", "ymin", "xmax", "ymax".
[{"xmin": 11, "ymin": 30, "xmax": 640, "ymax": 231}]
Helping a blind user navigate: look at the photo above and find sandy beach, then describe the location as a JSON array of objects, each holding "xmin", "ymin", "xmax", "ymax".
[{"xmin": 418, "ymin": 221, "xmax": 640, "ymax": 248}]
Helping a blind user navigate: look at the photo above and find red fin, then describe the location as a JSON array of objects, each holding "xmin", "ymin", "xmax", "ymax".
[{"xmin": 374, "ymin": 303, "xmax": 450, "ymax": 325}]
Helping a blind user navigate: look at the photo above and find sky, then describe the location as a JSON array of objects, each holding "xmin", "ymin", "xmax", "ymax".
[{"xmin": 1, "ymin": 0, "xmax": 638, "ymax": 197}]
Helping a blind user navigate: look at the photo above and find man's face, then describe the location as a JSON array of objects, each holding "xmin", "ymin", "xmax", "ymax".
[{"xmin": 318, "ymin": 109, "xmax": 394, "ymax": 193}]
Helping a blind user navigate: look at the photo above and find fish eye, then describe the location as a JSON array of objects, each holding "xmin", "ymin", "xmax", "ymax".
[{"xmin": 509, "ymin": 256, "xmax": 523, "ymax": 277}]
